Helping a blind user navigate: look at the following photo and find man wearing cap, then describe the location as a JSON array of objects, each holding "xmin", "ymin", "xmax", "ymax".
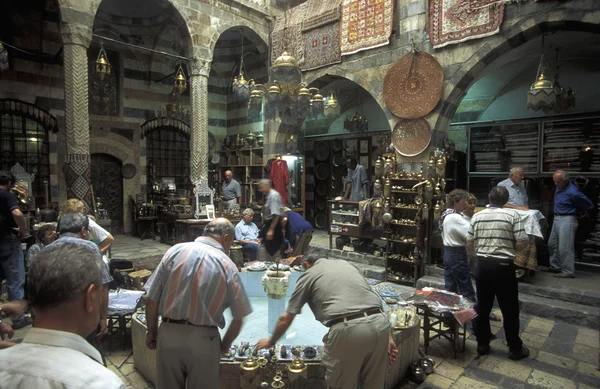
[{"xmin": 255, "ymin": 254, "xmax": 397, "ymax": 388}]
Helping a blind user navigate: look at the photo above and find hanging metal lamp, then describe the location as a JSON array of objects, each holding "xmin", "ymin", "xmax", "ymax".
[
  {"xmin": 324, "ymin": 91, "xmax": 340, "ymax": 119},
  {"xmin": 232, "ymin": 38, "xmax": 251, "ymax": 101},
  {"xmin": 173, "ymin": 65, "xmax": 187, "ymax": 95},
  {"xmin": 95, "ymin": 43, "xmax": 112, "ymax": 80}
]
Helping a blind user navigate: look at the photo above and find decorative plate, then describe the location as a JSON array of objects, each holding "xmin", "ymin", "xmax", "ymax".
[
  {"xmin": 316, "ymin": 197, "xmax": 327, "ymax": 211},
  {"xmin": 315, "ymin": 212, "xmax": 327, "ymax": 229},
  {"xmin": 332, "ymin": 154, "xmax": 343, "ymax": 167},
  {"xmin": 332, "ymin": 139, "xmax": 343, "ymax": 152},
  {"xmin": 122, "ymin": 163, "xmax": 137, "ymax": 179},
  {"xmin": 316, "ymin": 181, "xmax": 328, "ymax": 196},
  {"xmin": 315, "ymin": 141, "xmax": 330, "ymax": 161},
  {"xmin": 315, "ymin": 163, "xmax": 329, "ymax": 181},
  {"xmin": 211, "ymin": 152, "xmax": 220, "ymax": 164},
  {"xmin": 392, "ymin": 118, "xmax": 432, "ymax": 157},
  {"xmin": 383, "ymin": 50, "xmax": 444, "ymax": 119},
  {"xmin": 247, "ymin": 262, "xmax": 267, "ymax": 271}
]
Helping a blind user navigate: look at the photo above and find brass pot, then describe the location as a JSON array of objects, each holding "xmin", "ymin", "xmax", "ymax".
[
  {"xmin": 246, "ymin": 132, "xmax": 256, "ymax": 147},
  {"xmin": 256, "ymin": 133, "xmax": 264, "ymax": 147}
]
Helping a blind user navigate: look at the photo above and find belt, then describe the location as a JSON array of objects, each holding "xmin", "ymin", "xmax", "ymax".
[
  {"xmin": 327, "ymin": 308, "xmax": 382, "ymax": 327},
  {"xmin": 477, "ymin": 256, "xmax": 513, "ymax": 266},
  {"xmin": 555, "ymin": 213, "xmax": 576, "ymax": 216},
  {"xmin": 163, "ymin": 318, "xmax": 214, "ymax": 327}
]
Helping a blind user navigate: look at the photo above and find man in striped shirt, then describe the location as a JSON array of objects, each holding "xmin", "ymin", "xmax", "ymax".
[
  {"xmin": 144, "ymin": 218, "xmax": 252, "ymax": 389},
  {"xmin": 467, "ymin": 186, "xmax": 530, "ymax": 360}
]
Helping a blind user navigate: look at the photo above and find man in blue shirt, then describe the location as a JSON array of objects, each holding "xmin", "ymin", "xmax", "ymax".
[
  {"xmin": 235, "ymin": 208, "xmax": 261, "ymax": 261},
  {"xmin": 548, "ymin": 170, "xmax": 593, "ymax": 278},
  {"xmin": 281, "ymin": 207, "xmax": 314, "ymax": 256}
]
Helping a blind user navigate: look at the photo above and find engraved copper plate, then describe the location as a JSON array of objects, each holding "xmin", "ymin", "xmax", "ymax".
[
  {"xmin": 392, "ymin": 118, "xmax": 432, "ymax": 157},
  {"xmin": 383, "ymin": 51, "xmax": 444, "ymax": 119}
]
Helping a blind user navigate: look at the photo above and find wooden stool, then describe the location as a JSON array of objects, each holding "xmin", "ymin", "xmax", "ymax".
[{"xmin": 417, "ymin": 305, "xmax": 467, "ymax": 358}]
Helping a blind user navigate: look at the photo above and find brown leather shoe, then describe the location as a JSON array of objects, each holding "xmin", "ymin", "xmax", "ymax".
[{"xmin": 553, "ymin": 273, "xmax": 574, "ymax": 278}]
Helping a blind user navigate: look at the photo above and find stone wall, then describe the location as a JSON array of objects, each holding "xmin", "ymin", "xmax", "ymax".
[{"xmin": 302, "ymin": 0, "xmax": 600, "ymax": 163}]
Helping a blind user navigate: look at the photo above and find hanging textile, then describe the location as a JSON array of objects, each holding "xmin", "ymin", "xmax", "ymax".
[{"xmin": 270, "ymin": 159, "xmax": 290, "ymax": 206}]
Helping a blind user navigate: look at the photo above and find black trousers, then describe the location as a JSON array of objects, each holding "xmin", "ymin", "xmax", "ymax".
[
  {"xmin": 262, "ymin": 219, "xmax": 284, "ymax": 258},
  {"xmin": 474, "ymin": 257, "xmax": 523, "ymax": 351}
]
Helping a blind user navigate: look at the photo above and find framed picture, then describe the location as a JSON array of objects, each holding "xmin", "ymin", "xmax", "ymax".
[
  {"xmin": 161, "ymin": 177, "xmax": 176, "ymax": 191},
  {"xmin": 359, "ymin": 139, "xmax": 369, "ymax": 154},
  {"xmin": 360, "ymin": 155, "xmax": 369, "ymax": 168},
  {"xmin": 344, "ymin": 139, "xmax": 357, "ymax": 156}
]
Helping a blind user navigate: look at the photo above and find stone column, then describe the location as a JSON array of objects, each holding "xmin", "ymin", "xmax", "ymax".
[
  {"xmin": 61, "ymin": 23, "xmax": 93, "ymax": 212},
  {"xmin": 189, "ymin": 57, "xmax": 211, "ymax": 188}
]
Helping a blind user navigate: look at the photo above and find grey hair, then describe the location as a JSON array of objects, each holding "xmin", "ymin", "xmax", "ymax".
[
  {"xmin": 510, "ymin": 167, "xmax": 523, "ymax": 175},
  {"xmin": 259, "ymin": 179, "xmax": 272, "ymax": 187},
  {"xmin": 57, "ymin": 212, "xmax": 89, "ymax": 234},
  {"xmin": 28, "ymin": 237, "xmax": 103, "ymax": 309},
  {"xmin": 242, "ymin": 208, "xmax": 254, "ymax": 216},
  {"xmin": 204, "ymin": 218, "xmax": 235, "ymax": 240},
  {"xmin": 303, "ymin": 252, "xmax": 324, "ymax": 266}
]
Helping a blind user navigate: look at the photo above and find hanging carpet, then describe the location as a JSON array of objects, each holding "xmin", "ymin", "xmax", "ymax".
[
  {"xmin": 340, "ymin": 0, "xmax": 394, "ymax": 56},
  {"xmin": 429, "ymin": 0, "xmax": 505, "ymax": 50},
  {"xmin": 271, "ymin": 2, "xmax": 309, "ymax": 66},
  {"xmin": 302, "ymin": 0, "xmax": 342, "ymax": 31},
  {"xmin": 302, "ymin": 22, "xmax": 342, "ymax": 71}
]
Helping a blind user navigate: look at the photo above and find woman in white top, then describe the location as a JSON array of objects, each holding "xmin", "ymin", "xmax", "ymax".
[{"xmin": 442, "ymin": 190, "xmax": 476, "ymax": 302}]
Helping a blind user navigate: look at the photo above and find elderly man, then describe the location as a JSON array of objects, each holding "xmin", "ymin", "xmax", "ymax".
[
  {"xmin": 547, "ymin": 170, "xmax": 593, "ymax": 278},
  {"xmin": 145, "ymin": 218, "xmax": 252, "ymax": 389},
  {"xmin": 222, "ymin": 170, "xmax": 242, "ymax": 211},
  {"xmin": 497, "ymin": 167, "xmax": 528, "ymax": 210},
  {"xmin": 56, "ymin": 212, "xmax": 113, "ymax": 365},
  {"xmin": 344, "ymin": 157, "xmax": 369, "ymax": 201},
  {"xmin": 256, "ymin": 254, "xmax": 397, "ymax": 388},
  {"xmin": 0, "ymin": 239, "xmax": 125, "ymax": 388},
  {"xmin": 467, "ymin": 186, "xmax": 530, "ymax": 360},
  {"xmin": 0, "ymin": 171, "xmax": 30, "ymax": 330},
  {"xmin": 258, "ymin": 179, "xmax": 285, "ymax": 258},
  {"xmin": 235, "ymin": 208, "xmax": 261, "ymax": 261}
]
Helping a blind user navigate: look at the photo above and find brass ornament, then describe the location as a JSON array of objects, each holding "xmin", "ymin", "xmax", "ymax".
[
  {"xmin": 287, "ymin": 357, "xmax": 308, "ymax": 373},
  {"xmin": 95, "ymin": 44, "xmax": 111, "ymax": 81},
  {"xmin": 173, "ymin": 65, "xmax": 188, "ymax": 95},
  {"xmin": 392, "ymin": 119, "xmax": 432, "ymax": 157}
]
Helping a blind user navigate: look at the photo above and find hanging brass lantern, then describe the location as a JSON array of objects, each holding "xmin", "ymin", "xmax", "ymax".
[
  {"xmin": 297, "ymin": 83, "xmax": 311, "ymax": 118},
  {"xmin": 233, "ymin": 73, "xmax": 250, "ymax": 101},
  {"xmin": 173, "ymin": 65, "xmax": 188, "ymax": 95},
  {"xmin": 248, "ymin": 86, "xmax": 264, "ymax": 122},
  {"xmin": 95, "ymin": 44, "xmax": 111, "ymax": 81},
  {"xmin": 324, "ymin": 92, "xmax": 340, "ymax": 119},
  {"xmin": 311, "ymin": 93, "xmax": 324, "ymax": 120}
]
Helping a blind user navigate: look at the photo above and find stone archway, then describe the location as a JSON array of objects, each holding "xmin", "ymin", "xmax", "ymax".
[{"xmin": 434, "ymin": 19, "xmax": 600, "ymax": 133}]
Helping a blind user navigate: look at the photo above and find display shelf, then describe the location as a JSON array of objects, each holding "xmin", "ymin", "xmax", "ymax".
[
  {"xmin": 542, "ymin": 116, "xmax": 600, "ymax": 173},
  {"xmin": 331, "ymin": 211, "xmax": 359, "ymax": 217},
  {"xmin": 468, "ymin": 121, "xmax": 540, "ymax": 174},
  {"xmin": 390, "ymin": 190, "xmax": 418, "ymax": 194},
  {"xmin": 330, "ymin": 222, "xmax": 359, "ymax": 227},
  {"xmin": 392, "ymin": 206, "xmax": 419, "ymax": 210},
  {"xmin": 381, "ymin": 238, "xmax": 417, "ymax": 245}
]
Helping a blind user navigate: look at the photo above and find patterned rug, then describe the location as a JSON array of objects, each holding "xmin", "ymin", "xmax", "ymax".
[
  {"xmin": 64, "ymin": 159, "xmax": 93, "ymax": 213},
  {"xmin": 302, "ymin": 22, "xmax": 342, "ymax": 71},
  {"xmin": 302, "ymin": 0, "xmax": 342, "ymax": 31},
  {"xmin": 340, "ymin": 0, "xmax": 394, "ymax": 56},
  {"xmin": 271, "ymin": 2, "xmax": 308, "ymax": 66},
  {"xmin": 430, "ymin": 0, "xmax": 505, "ymax": 49}
]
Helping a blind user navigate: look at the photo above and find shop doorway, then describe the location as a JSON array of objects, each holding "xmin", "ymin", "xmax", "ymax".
[{"xmin": 91, "ymin": 153, "xmax": 123, "ymax": 233}]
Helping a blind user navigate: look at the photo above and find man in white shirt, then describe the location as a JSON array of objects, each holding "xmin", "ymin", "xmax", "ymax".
[
  {"xmin": 235, "ymin": 208, "xmax": 261, "ymax": 261},
  {"xmin": 0, "ymin": 238, "xmax": 125, "ymax": 389},
  {"xmin": 497, "ymin": 167, "xmax": 528, "ymax": 210}
]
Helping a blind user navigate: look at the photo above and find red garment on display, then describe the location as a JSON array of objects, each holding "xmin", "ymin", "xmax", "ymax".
[{"xmin": 270, "ymin": 159, "xmax": 290, "ymax": 206}]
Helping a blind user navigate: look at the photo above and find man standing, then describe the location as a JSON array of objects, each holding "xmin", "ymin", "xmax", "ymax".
[
  {"xmin": 258, "ymin": 179, "xmax": 285, "ymax": 258},
  {"xmin": 0, "ymin": 171, "xmax": 30, "ymax": 330},
  {"xmin": 256, "ymin": 254, "xmax": 398, "ymax": 389},
  {"xmin": 281, "ymin": 207, "xmax": 314, "ymax": 256},
  {"xmin": 497, "ymin": 167, "xmax": 529, "ymax": 210},
  {"xmin": 547, "ymin": 170, "xmax": 593, "ymax": 278},
  {"xmin": 467, "ymin": 186, "xmax": 530, "ymax": 360},
  {"xmin": 235, "ymin": 208, "xmax": 261, "ymax": 261},
  {"xmin": 0, "ymin": 239, "xmax": 125, "ymax": 388},
  {"xmin": 344, "ymin": 157, "xmax": 369, "ymax": 201},
  {"xmin": 222, "ymin": 170, "xmax": 242, "ymax": 211},
  {"xmin": 56, "ymin": 212, "xmax": 113, "ymax": 365},
  {"xmin": 145, "ymin": 218, "xmax": 252, "ymax": 389}
]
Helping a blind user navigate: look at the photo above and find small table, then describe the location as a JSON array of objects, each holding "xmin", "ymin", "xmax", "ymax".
[
  {"xmin": 416, "ymin": 305, "xmax": 467, "ymax": 358},
  {"xmin": 137, "ymin": 216, "xmax": 157, "ymax": 241}
]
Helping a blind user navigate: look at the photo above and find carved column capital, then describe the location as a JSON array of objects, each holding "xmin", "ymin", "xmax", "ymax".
[
  {"xmin": 190, "ymin": 57, "xmax": 211, "ymax": 78},
  {"xmin": 60, "ymin": 22, "xmax": 93, "ymax": 48}
]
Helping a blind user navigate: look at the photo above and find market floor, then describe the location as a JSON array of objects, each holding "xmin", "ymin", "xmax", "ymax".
[{"xmin": 4, "ymin": 309, "xmax": 597, "ymax": 389}]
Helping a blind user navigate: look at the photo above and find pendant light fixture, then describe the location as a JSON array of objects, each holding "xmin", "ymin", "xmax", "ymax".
[
  {"xmin": 527, "ymin": 35, "xmax": 555, "ymax": 112},
  {"xmin": 173, "ymin": 64, "xmax": 188, "ymax": 95},
  {"xmin": 324, "ymin": 91, "xmax": 340, "ymax": 119},
  {"xmin": 0, "ymin": 42, "xmax": 9, "ymax": 72},
  {"xmin": 551, "ymin": 47, "xmax": 575, "ymax": 113},
  {"xmin": 232, "ymin": 36, "xmax": 251, "ymax": 101},
  {"xmin": 94, "ymin": 43, "xmax": 112, "ymax": 80}
]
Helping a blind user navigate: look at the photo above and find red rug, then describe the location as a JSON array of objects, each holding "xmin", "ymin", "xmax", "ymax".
[
  {"xmin": 430, "ymin": 0, "xmax": 505, "ymax": 49},
  {"xmin": 340, "ymin": 0, "xmax": 394, "ymax": 56}
]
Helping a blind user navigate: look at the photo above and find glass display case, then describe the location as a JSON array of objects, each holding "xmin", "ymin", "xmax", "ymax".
[{"xmin": 542, "ymin": 116, "xmax": 600, "ymax": 173}]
